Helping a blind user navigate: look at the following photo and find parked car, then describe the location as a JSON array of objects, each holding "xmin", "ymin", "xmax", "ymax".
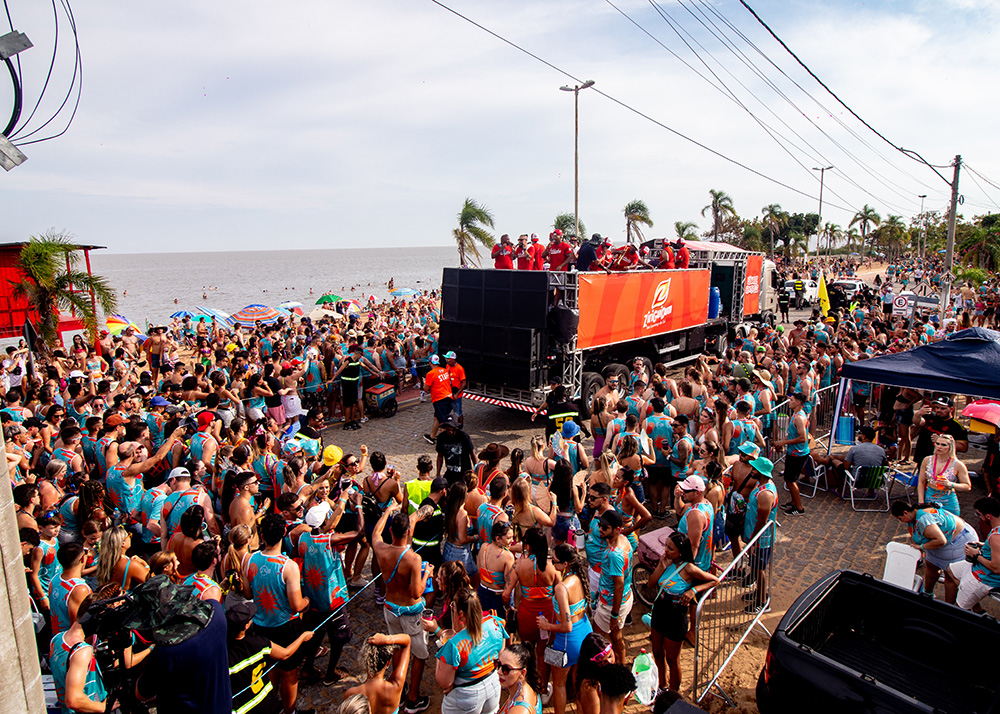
[
  {"xmin": 831, "ymin": 279, "xmax": 865, "ymax": 299},
  {"xmin": 756, "ymin": 569, "xmax": 1000, "ymax": 714},
  {"xmin": 782, "ymin": 279, "xmax": 818, "ymax": 305}
]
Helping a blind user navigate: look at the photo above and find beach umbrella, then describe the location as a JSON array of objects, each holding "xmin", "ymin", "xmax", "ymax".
[
  {"xmin": 390, "ymin": 288, "xmax": 419, "ymax": 298},
  {"xmin": 962, "ymin": 399, "xmax": 1000, "ymax": 433},
  {"xmin": 170, "ymin": 310, "xmax": 197, "ymax": 319},
  {"xmin": 276, "ymin": 303, "xmax": 303, "ymax": 315},
  {"xmin": 194, "ymin": 308, "xmax": 236, "ymax": 327},
  {"xmin": 231, "ymin": 304, "xmax": 283, "ymax": 325},
  {"xmin": 105, "ymin": 314, "xmax": 143, "ymax": 336},
  {"xmin": 315, "ymin": 294, "xmax": 342, "ymax": 305},
  {"xmin": 278, "ymin": 301, "xmax": 304, "ymax": 309}
]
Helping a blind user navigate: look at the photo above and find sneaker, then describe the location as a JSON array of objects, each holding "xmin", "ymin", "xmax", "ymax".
[
  {"xmin": 360, "ymin": 416, "xmax": 369, "ymax": 423},
  {"xmin": 744, "ymin": 602, "xmax": 771, "ymax": 615},
  {"xmin": 349, "ymin": 576, "xmax": 369, "ymax": 589},
  {"xmin": 541, "ymin": 683, "xmax": 554, "ymax": 706},
  {"xmin": 419, "ymin": 391, "xmax": 427, "ymax": 402},
  {"xmin": 423, "ymin": 434, "xmax": 435, "ymax": 444},
  {"xmin": 375, "ymin": 592, "xmax": 385, "ymax": 606},
  {"xmin": 403, "ymin": 696, "xmax": 430, "ymax": 714},
  {"xmin": 625, "ymin": 613, "xmax": 633, "ymax": 626},
  {"xmin": 781, "ymin": 504, "xmax": 805, "ymax": 515},
  {"xmin": 350, "ymin": 422, "xmax": 361, "ymax": 430}
]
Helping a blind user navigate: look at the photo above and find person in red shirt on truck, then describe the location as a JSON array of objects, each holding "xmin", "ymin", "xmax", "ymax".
[
  {"xmin": 544, "ymin": 230, "xmax": 573, "ymax": 271},
  {"xmin": 529, "ymin": 234, "xmax": 545, "ymax": 270},
  {"xmin": 491, "ymin": 234, "xmax": 514, "ymax": 269},
  {"xmin": 659, "ymin": 242, "xmax": 675, "ymax": 269},
  {"xmin": 673, "ymin": 239, "xmax": 690, "ymax": 269},
  {"xmin": 608, "ymin": 244, "xmax": 653, "ymax": 271},
  {"xmin": 514, "ymin": 234, "xmax": 533, "ymax": 270}
]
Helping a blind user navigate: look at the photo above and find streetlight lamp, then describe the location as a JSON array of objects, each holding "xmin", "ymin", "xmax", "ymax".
[
  {"xmin": 812, "ymin": 166, "xmax": 833, "ymax": 261},
  {"xmin": 918, "ymin": 194, "xmax": 927, "ymax": 258},
  {"xmin": 560, "ymin": 80, "xmax": 595, "ymax": 241}
]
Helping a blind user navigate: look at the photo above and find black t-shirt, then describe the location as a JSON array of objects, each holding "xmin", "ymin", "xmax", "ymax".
[
  {"xmin": 297, "ymin": 424, "xmax": 321, "ymax": 440},
  {"xmin": 264, "ymin": 376, "xmax": 282, "ymax": 408},
  {"xmin": 228, "ymin": 632, "xmax": 282, "ymax": 714},
  {"xmin": 436, "ymin": 429, "xmax": 475, "ymax": 483},
  {"xmin": 576, "ymin": 242, "xmax": 599, "ymax": 271},
  {"xmin": 546, "ymin": 399, "xmax": 582, "ymax": 438},
  {"xmin": 137, "ymin": 600, "xmax": 232, "ymax": 714},
  {"xmin": 913, "ymin": 415, "xmax": 968, "ymax": 467}
]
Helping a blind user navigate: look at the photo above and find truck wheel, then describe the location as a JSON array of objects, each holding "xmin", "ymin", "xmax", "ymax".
[
  {"xmin": 640, "ymin": 357, "xmax": 654, "ymax": 380},
  {"xmin": 762, "ymin": 310, "xmax": 776, "ymax": 328},
  {"xmin": 603, "ymin": 363, "xmax": 627, "ymax": 382},
  {"xmin": 580, "ymin": 372, "xmax": 604, "ymax": 419}
]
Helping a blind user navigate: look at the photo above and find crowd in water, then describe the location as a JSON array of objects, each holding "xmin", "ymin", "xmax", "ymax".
[{"xmin": 9, "ymin": 255, "xmax": 1000, "ymax": 714}]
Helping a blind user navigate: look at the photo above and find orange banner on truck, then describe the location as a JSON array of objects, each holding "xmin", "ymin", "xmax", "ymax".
[
  {"xmin": 577, "ymin": 270, "xmax": 711, "ymax": 350},
  {"xmin": 743, "ymin": 254, "xmax": 763, "ymax": 315}
]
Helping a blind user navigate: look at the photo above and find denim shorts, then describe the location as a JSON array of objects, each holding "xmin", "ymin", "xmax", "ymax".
[{"xmin": 442, "ymin": 540, "xmax": 476, "ymax": 575}]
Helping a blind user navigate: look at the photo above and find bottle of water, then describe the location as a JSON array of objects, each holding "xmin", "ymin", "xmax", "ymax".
[{"xmin": 632, "ymin": 648, "xmax": 658, "ymax": 706}]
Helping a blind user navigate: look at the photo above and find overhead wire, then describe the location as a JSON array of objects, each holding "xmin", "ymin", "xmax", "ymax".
[
  {"xmin": 426, "ymin": 0, "xmax": 848, "ymax": 209},
  {"xmin": 960, "ymin": 168, "xmax": 1000, "ymax": 212},
  {"xmin": 965, "ymin": 164, "xmax": 1000, "ymax": 195},
  {"xmin": 736, "ymin": 0, "xmax": 952, "ymax": 186},
  {"xmin": 9, "ymin": 0, "xmax": 62, "ymax": 140}
]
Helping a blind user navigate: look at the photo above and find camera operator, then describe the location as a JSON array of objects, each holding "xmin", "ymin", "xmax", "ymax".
[{"xmin": 51, "ymin": 592, "xmax": 153, "ymax": 713}]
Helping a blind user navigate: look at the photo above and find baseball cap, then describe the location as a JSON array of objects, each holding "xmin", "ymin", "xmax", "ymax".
[
  {"xmin": 430, "ymin": 355, "xmax": 440, "ymax": 365},
  {"xmin": 932, "ymin": 396, "xmax": 953, "ymax": 407},
  {"xmin": 600, "ymin": 510, "xmax": 624, "ymax": 529},
  {"xmin": 304, "ymin": 505, "xmax": 330, "ymax": 528},
  {"xmin": 431, "ymin": 477, "xmax": 449, "ymax": 493},
  {"xmin": 167, "ymin": 467, "xmax": 191, "ymax": 481},
  {"xmin": 68, "ymin": 370, "xmax": 85, "ymax": 379},
  {"xmin": 323, "ymin": 445, "xmax": 343, "ymax": 467},
  {"xmin": 444, "ymin": 351, "xmax": 457, "ymax": 360},
  {"xmin": 224, "ymin": 593, "xmax": 257, "ymax": 630},
  {"xmin": 150, "ymin": 395, "xmax": 169, "ymax": 407},
  {"xmin": 678, "ymin": 475, "xmax": 706, "ymax": 492},
  {"xmin": 530, "ymin": 234, "xmax": 538, "ymax": 242},
  {"xmin": 442, "ymin": 414, "xmax": 459, "ymax": 428},
  {"xmin": 197, "ymin": 411, "xmax": 214, "ymax": 429},
  {"xmin": 105, "ymin": 414, "xmax": 127, "ymax": 427}
]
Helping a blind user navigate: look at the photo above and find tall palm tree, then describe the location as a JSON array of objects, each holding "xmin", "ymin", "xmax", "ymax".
[
  {"xmin": 674, "ymin": 221, "xmax": 699, "ymax": 241},
  {"xmin": 452, "ymin": 198, "xmax": 495, "ymax": 266},
  {"xmin": 9, "ymin": 231, "xmax": 118, "ymax": 346},
  {"xmin": 554, "ymin": 213, "xmax": 586, "ymax": 240},
  {"xmin": 701, "ymin": 189, "xmax": 736, "ymax": 241},
  {"xmin": 849, "ymin": 205, "xmax": 881, "ymax": 256},
  {"xmin": 622, "ymin": 200, "xmax": 653, "ymax": 244},
  {"xmin": 880, "ymin": 215, "xmax": 905, "ymax": 259},
  {"xmin": 822, "ymin": 222, "xmax": 841, "ymax": 255},
  {"xmin": 761, "ymin": 204, "xmax": 787, "ymax": 257},
  {"xmin": 845, "ymin": 227, "xmax": 860, "ymax": 254}
]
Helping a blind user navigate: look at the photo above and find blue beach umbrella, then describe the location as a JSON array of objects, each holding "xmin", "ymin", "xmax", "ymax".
[
  {"xmin": 390, "ymin": 288, "xmax": 419, "ymax": 297},
  {"xmin": 171, "ymin": 310, "xmax": 197, "ymax": 319}
]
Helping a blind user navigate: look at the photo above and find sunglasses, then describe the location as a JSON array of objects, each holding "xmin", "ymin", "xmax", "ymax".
[
  {"xmin": 591, "ymin": 643, "xmax": 612, "ymax": 662},
  {"xmin": 345, "ymin": 461, "xmax": 358, "ymax": 467},
  {"xmin": 498, "ymin": 663, "xmax": 525, "ymax": 676}
]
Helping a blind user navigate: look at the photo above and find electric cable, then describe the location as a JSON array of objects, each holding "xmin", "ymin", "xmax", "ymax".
[
  {"xmin": 2, "ymin": 56, "xmax": 20, "ymax": 137},
  {"xmin": 9, "ymin": 0, "xmax": 62, "ymax": 140}
]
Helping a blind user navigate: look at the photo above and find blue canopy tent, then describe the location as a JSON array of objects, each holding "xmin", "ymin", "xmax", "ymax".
[{"xmin": 831, "ymin": 328, "xmax": 1000, "ymax": 448}]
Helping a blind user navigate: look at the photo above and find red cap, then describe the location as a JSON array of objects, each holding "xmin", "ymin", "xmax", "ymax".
[
  {"xmin": 281, "ymin": 361, "xmax": 292, "ymax": 370},
  {"xmin": 197, "ymin": 411, "xmax": 214, "ymax": 429},
  {"xmin": 105, "ymin": 414, "xmax": 127, "ymax": 427}
]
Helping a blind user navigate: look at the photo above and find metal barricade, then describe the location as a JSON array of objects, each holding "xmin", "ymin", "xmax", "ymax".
[
  {"xmin": 692, "ymin": 519, "xmax": 778, "ymax": 705},
  {"xmin": 812, "ymin": 384, "xmax": 839, "ymax": 445},
  {"xmin": 766, "ymin": 397, "xmax": 791, "ymax": 463}
]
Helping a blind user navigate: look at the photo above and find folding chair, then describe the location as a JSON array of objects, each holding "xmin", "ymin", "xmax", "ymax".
[
  {"xmin": 883, "ymin": 541, "xmax": 922, "ymax": 591},
  {"xmin": 888, "ymin": 468, "xmax": 919, "ymax": 503},
  {"xmin": 841, "ymin": 465, "xmax": 892, "ymax": 512},
  {"xmin": 782, "ymin": 455, "xmax": 828, "ymax": 498}
]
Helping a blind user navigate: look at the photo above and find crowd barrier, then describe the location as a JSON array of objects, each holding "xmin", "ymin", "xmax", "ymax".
[
  {"xmin": 764, "ymin": 384, "xmax": 838, "ymax": 464},
  {"xmin": 692, "ymin": 519, "xmax": 778, "ymax": 705}
]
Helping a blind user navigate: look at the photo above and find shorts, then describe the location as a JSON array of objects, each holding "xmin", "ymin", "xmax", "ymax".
[
  {"xmin": 256, "ymin": 618, "xmax": 306, "ymax": 671},
  {"xmin": 341, "ymin": 380, "xmax": 361, "ymax": 406},
  {"xmin": 924, "ymin": 525, "xmax": 975, "ymax": 571},
  {"xmin": 551, "ymin": 615, "xmax": 593, "ymax": 667},
  {"xmin": 853, "ymin": 392, "xmax": 869, "ymax": 408},
  {"xmin": 433, "ymin": 398, "xmax": 453, "ymax": 423},
  {"xmin": 588, "ymin": 566, "xmax": 601, "ymax": 605},
  {"xmin": 784, "ymin": 453, "xmax": 809, "ymax": 484},
  {"xmin": 952, "ymin": 561, "xmax": 997, "ymax": 610},
  {"xmin": 451, "ymin": 397, "xmax": 463, "ymax": 417},
  {"xmin": 894, "ymin": 408, "xmax": 913, "ymax": 426},
  {"xmin": 301, "ymin": 389, "xmax": 324, "ymax": 411},
  {"xmin": 383, "ymin": 605, "xmax": 429, "ymax": 660},
  {"xmin": 747, "ymin": 546, "xmax": 772, "ymax": 572},
  {"xmin": 442, "ymin": 540, "xmax": 476, "ymax": 576},
  {"xmin": 266, "ymin": 404, "xmax": 286, "ymax": 425},
  {"xmin": 478, "ymin": 586, "xmax": 505, "ymax": 616},
  {"xmin": 552, "ymin": 513, "xmax": 573, "ymax": 543},
  {"xmin": 150, "ymin": 353, "xmax": 161, "ymax": 369},
  {"xmin": 593, "ymin": 592, "xmax": 634, "ymax": 634},
  {"xmin": 883, "ymin": 304, "xmax": 893, "ymax": 316},
  {"xmin": 441, "ymin": 672, "xmax": 501, "ymax": 714},
  {"xmin": 517, "ymin": 596, "xmax": 554, "ymax": 642},
  {"xmin": 650, "ymin": 593, "xmax": 688, "ymax": 642},
  {"xmin": 646, "ymin": 466, "xmax": 670, "ymax": 487}
]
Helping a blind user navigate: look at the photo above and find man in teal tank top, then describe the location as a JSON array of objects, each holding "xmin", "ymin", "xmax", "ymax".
[{"xmin": 743, "ymin": 457, "xmax": 777, "ymax": 615}]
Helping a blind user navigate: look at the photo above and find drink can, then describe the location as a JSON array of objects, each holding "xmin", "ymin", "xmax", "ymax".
[{"xmin": 575, "ymin": 529, "xmax": 586, "ymax": 549}]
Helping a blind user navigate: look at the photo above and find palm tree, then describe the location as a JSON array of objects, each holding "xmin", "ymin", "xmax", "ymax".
[
  {"xmin": 701, "ymin": 189, "xmax": 736, "ymax": 241},
  {"xmin": 849, "ymin": 205, "xmax": 881, "ymax": 256},
  {"xmin": 10, "ymin": 231, "xmax": 117, "ymax": 346},
  {"xmin": 761, "ymin": 204, "xmax": 787, "ymax": 257},
  {"xmin": 880, "ymin": 215, "xmax": 906, "ymax": 259},
  {"xmin": 845, "ymin": 227, "xmax": 860, "ymax": 254},
  {"xmin": 452, "ymin": 198, "xmax": 495, "ymax": 266},
  {"xmin": 790, "ymin": 232, "xmax": 809, "ymax": 258},
  {"xmin": 623, "ymin": 200, "xmax": 653, "ymax": 244},
  {"xmin": 674, "ymin": 221, "xmax": 699, "ymax": 241},
  {"xmin": 821, "ymin": 222, "xmax": 841, "ymax": 255},
  {"xmin": 554, "ymin": 213, "xmax": 586, "ymax": 240}
]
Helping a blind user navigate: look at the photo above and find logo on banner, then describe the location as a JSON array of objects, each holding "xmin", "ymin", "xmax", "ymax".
[
  {"xmin": 643, "ymin": 279, "xmax": 674, "ymax": 329},
  {"xmin": 745, "ymin": 275, "xmax": 759, "ymax": 296}
]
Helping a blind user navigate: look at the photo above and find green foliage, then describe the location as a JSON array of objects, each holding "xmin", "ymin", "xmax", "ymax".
[
  {"xmin": 453, "ymin": 198, "xmax": 495, "ymax": 266},
  {"xmin": 10, "ymin": 231, "xmax": 118, "ymax": 346},
  {"xmin": 956, "ymin": 266, "xmax": 990, "ymax": 286},
  {"xmin": 623, "ymin": 200, "xmax": 653, "ymax": 244},
  {"xmin": 554, "ymin": 213, "xmax": 586, "ymax": 240},
  {"xmin": 701, "ymin": 189, "xmax": 736, "ymax": 241},
  {"xmin": 674, "ymin": 221, "xmax": 699, "ymax": 241}
]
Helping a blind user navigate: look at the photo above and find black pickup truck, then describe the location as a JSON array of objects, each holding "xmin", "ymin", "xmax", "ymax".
[{"xmin": 757, "ymin": 570, "xmax": 1000, "ymax": 714}]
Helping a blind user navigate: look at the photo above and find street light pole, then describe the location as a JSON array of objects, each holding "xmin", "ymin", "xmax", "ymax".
[
  {"xmin": 560, "ymin": 80, "xmax": 595, "ymax": 241},
  {"xmin": 812, "ymin": 166, "xmax": 833, "ymax": 262},
  {"xmin": 918, "ymin": 194, "xmax": 927, "ymax": 258}
]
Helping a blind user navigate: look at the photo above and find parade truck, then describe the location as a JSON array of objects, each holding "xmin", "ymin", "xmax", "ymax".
[{"xmin": 438, "ymin": 240, "xmax": 776, "ymax": 416}]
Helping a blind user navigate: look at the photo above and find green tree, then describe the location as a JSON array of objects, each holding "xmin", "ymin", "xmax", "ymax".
[
  {"xmin": 623, "ymin": 200, "xmax": 653, "ymax": 244},
  {"xmin": 878, "ymin": 215, "xmax": 906, "ymax": 259},
  {"xmin": 674, "ymin": 221, "xmax": 699, "ymax": 241},
  {"xmin": 821, "ymin": 222, "xmax": 841, "ymax": 255},
  {"xmin": 701, "ymin": 189, "xmax": 736, "ymax": 241},
  {"xmin": 849, "ymin": 204, "xmax": 881, "ymax": 256},
  {"xmin": 959, "ymin": 214, "xmax": 1000, "ymax": 271},
  {"xmin": 452, "ymin": 198, "xmax": 495, "ymax": 266},
  {"xmin": 778, "ymin": 213, "xmax": 819, "ymax": 258},
  {"xmin": 553, "ymin": 213, "xmax": 587, "ymax": 240},
  {"xmin": 845, "ymin": 227, "xmax": 860, "ymax": 254},
  {"xmin": 761, "ymin": 204, "xmax": 787, "ymax": 257},
  {"xmin": 10, "ymin": 231, "xmax": 118, "ymax": 346}
]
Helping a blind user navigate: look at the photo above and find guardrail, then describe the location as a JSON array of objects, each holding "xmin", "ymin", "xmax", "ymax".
[
  {"xmin": 692, "ymin": 519, "xmax": 778, "ymax": 705},
  {"xmin": 765, "ymin": 384, "xmax": 838, "ymax": 463}
]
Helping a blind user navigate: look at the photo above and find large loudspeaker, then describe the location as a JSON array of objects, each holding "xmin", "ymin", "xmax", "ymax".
[
  {"xmin": 441, "ymin": 269, "xmax": 548, "ymax": 329},
  {"xmin": 548, "ymin": 304, "xmax": 579, "ymax": 344}
]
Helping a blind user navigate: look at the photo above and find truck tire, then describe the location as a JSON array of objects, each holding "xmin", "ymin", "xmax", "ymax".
[
  {"xmin": 762, "ymin": 310, "xmax": 776, "ymax": 328},
  {"xmin": 579, "ymin": 372, "xmax": 604, "ymax": 419},
  {"xmin": 640, "ymin": 357, "xmax": 654, "ymax": 381}
]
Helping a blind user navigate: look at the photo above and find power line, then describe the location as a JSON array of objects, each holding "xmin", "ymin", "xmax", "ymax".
[
  {"xmin": 426, "ymin": 0, "xmax": 847, "ymax": 209},
  {"xmin": 736, "ymin": 0, "xmax": 952, "ymax": 186},
  {"xmin": 966, "ymin": 164, "xmax": 1000, "ymax": 194}
]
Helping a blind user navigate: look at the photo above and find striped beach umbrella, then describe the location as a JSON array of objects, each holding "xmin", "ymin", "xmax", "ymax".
[
  {"xmin": 170, "ymin": 310, "xmax": 197, "ymax": 319},
  {"xmin": 105, "ymin": 313, "xmax": 143, "ymax": 336},
  {"xmin": 231, "ymin": 304, "xmax": 283, "ymax": 325},
  {"xmin": 193, "ymin": 308, "xmax": 236, "ymax": 327},
  {"xmin": 390, "ymin": 288, "xmax": 419, "ymax": 297}
]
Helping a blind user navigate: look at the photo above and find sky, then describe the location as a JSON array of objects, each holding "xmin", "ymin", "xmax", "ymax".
[{"xmin": 1, "ymin": 0, "xmax": 999, "ymax": 254}]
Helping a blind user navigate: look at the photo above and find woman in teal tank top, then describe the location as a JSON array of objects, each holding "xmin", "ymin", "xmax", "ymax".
[{"xmin": 643, "ymin": 531, "xmax": 719, "ymax": 692}]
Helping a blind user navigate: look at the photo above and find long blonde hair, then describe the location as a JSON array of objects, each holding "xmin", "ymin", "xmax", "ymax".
[
  {"xmin": 510, "ymin": 477, "xmax": 532, "ymax": 517},
  {"xmin": 530, "ymin": 434, "xmax": 546, "ymax": 461},
  {"xmin": 96, "ymin": 527, "xmax": 127, "ymax": 586},
  {"xmin": 453, "ymin": 587, "xmax": 483, "ymax": 644},
  {"xmin": 593, "ymin": 452, "xmax": 617, "ymax": 486},
  {"xmin": 224, "ymin": 523, "xmax": 253, "ymax": 589}
]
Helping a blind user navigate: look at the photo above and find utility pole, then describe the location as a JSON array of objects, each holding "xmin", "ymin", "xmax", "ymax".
[
  {"xmin": 941, "ymin": 156, "xmax": 961, "ymax": 321},
  {"xmin": 918, "ymin": 194, "xmax": 927, "ymax": 258},
  {"xmin": 559, "ymin": 80, "xmax": 595, "ymax": 241},
  {"xmin": 813, "ymin": 166, "xmax": 833, "ymax": 262}
]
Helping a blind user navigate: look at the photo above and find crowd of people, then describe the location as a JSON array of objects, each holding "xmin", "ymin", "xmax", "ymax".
[
  {"xmin": 489, "ymin": 230, "xmax": 691, "ymax": 273},
  {"xmin": 9, "ymin": 254, "xmax": 1000, "ymax": 714}
]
